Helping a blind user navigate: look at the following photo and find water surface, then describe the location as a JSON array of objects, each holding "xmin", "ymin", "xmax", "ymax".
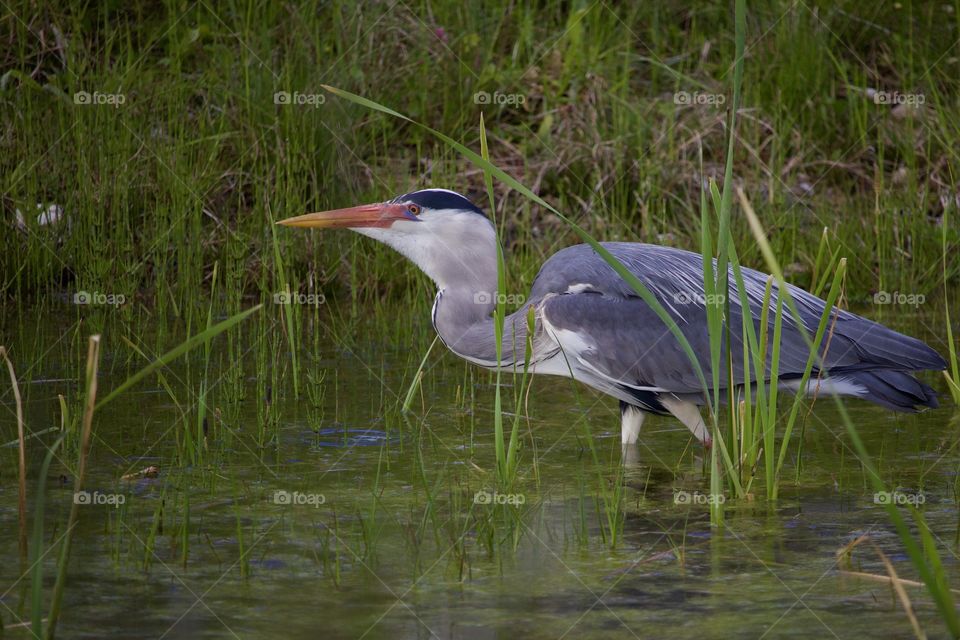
[{"xmin": 1, "ymin": 309, "xmax": 957, "ymax": 639}]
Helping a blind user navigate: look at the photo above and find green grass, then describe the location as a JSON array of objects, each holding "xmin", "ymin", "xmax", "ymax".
[{"xmin": 2, "ymin": 1, "xmax": 959, "ymax": 320}]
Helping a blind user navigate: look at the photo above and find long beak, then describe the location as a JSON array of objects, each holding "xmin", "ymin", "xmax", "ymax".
[{"xmin": 276, "ymin": 203, "xmax": 410, "ymax": 229}]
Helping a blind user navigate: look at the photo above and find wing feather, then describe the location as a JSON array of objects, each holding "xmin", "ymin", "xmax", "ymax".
[{"xmin": 532, "ymin": 243, "xmax": 944, "ymax": 395}]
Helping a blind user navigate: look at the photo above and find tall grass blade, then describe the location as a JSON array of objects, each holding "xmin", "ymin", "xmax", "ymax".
[
  {"xmin": 942, "ymin": 206, "xmax": 960, "ymax": 403},
  {"xmin": 1, "ymin": 346, "xmax": 28, "ymax": 565},
  {"xmin": 402, "ymin": 335, "xmax": 440, "ymax": 412},
  {"xmin": 478, "ymin": 113, "xmax": 512, "ymax": 486},
  {"xmin": 46, "ymin": 335, "xmax": 101, "ymax": 638},
  {"xmin": 30, "ymin": 434, "xmax": 65, "ymax": 638}
]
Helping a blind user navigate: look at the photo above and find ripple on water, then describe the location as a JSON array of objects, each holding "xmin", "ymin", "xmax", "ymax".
[{"xmin": 304, "ymin": 427, "xmax": 401, "ymax": 448}]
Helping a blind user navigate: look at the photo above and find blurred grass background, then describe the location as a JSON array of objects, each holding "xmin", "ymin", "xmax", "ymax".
[{"xmin": 2, "ymin": 0, "xmax": 959, "ymax": 327}]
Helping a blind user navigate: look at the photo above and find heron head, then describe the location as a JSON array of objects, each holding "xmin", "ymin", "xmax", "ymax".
[{"xmin": 278, "ymin": 188, "xmax": 497, "ymax": 290}]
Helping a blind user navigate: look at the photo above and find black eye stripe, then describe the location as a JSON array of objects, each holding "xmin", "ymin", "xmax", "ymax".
[{"xmin": 392, "ymin": 189, "xmax": 486, "ymax": 217}]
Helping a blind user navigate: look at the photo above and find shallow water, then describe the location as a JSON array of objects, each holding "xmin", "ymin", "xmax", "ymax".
[{"xmin": 1, "ymin": 309, "xmax": 958, "ymax": 639}]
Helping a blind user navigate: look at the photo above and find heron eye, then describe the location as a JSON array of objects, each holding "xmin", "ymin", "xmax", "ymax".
[{"xmin": 408, "ymin": 204, "xmax": 421, "ymax": 216}]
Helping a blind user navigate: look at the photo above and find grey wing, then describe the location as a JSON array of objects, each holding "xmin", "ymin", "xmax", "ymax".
[{"xmin": 531, "ymin": 243, "xmax": 945, "ymax": 396}]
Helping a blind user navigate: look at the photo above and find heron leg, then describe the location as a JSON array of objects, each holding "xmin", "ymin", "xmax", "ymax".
[
  {"xmin": 619, "ymin": 401, "xmax": 645, "ymax": 445},
  {"xmin": 660, "ymin": 397, "xmax": 712, "ymax": 447}
]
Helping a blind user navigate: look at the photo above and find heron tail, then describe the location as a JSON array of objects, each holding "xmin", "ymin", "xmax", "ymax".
[{"xmin": 836, "ymin": 369, "xmax": 940, "ymax": 412}]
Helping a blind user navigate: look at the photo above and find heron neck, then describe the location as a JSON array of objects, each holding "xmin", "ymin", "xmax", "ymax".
[{"xmin": 432, "ymin": 288, "xmax": 531, "ymax": 368}]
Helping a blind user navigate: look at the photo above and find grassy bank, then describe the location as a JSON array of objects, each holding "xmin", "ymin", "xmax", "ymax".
[{"xmin": 2, "ymin": 0, "xmax": 959, "ymax": 324}]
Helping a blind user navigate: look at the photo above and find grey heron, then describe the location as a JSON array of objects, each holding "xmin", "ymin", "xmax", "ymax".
[{"xmin": 279, "ymin": 188, "xmax": 945, "ymax": 447}]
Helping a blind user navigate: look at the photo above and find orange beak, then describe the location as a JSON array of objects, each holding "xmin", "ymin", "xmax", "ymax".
[{"xmin": 277, "ymin": 203, "xmax": 412, "ymax": 229}]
